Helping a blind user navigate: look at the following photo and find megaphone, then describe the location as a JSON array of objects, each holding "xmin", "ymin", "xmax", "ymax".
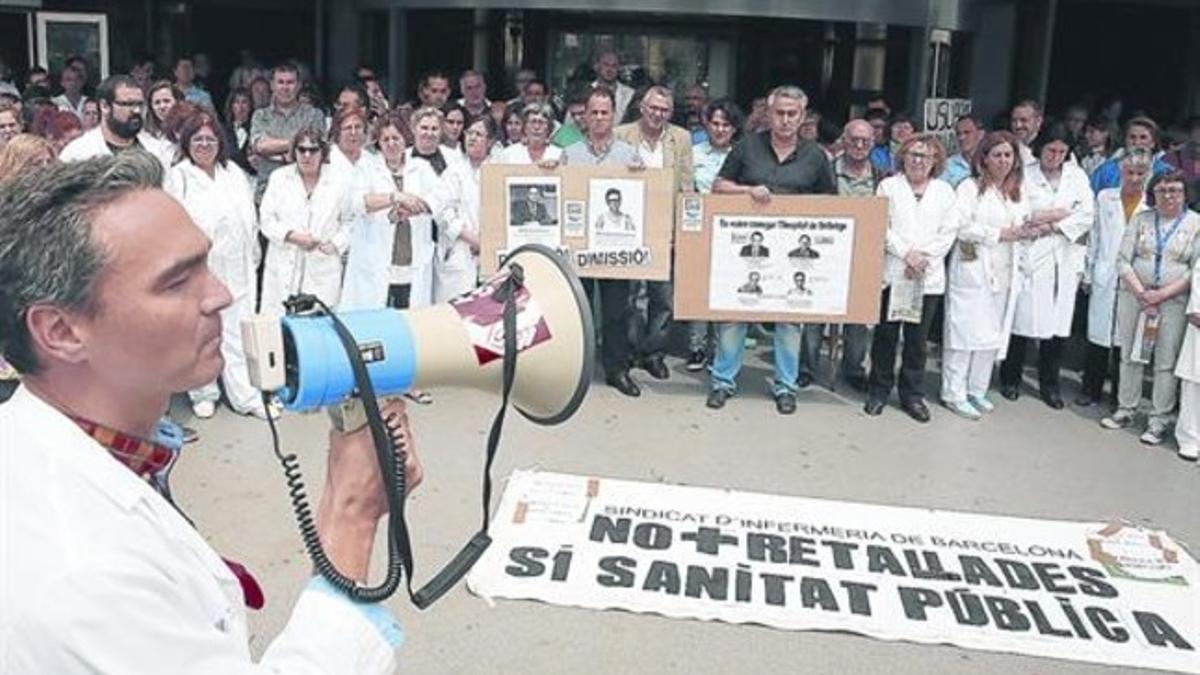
[{"xmin": 242, "ymin": 244, "xmax": 595, "ymax": 427}]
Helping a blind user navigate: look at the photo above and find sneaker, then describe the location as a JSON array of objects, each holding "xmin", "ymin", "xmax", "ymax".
[
  {"xmin": 192, "ymin": 400, "xmax": 216, "ymax": 419},
  {"xmin": 685, "ymin": 350, "xmax": 707, "ymax": 372},
  {"xmin": 1100, "ymin": 410, "xmax": 1135, "ymax": 430},
  {"xmin": 945, "ymin": 400, "xmax": 982, "ymax": 421},
  {"xmin": 967, "ymin": 395, "xmax": 995, "ymax": 414},
  {"xmin": 1179, "ymin": 444, "xmax": 1199, "ymax": 461},
  {"xmin": 181, "ymin": 426, "xmax": 200, "ymax": 444},
  {"xmin": 1139, "ymin": 423, "xmax": 1168, "ymax": 446}
]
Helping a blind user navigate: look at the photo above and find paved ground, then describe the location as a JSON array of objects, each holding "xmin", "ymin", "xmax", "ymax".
[{"xmin": 172, "ymin": 350, "xmax": 1198, "ymax": 674}]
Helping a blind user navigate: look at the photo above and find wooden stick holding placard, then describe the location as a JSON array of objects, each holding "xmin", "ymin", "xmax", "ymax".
[
  {"xmin": 479, "ymin": 164, "xmax": 674, "ymax": 281},
  {"xmin": 673, "ymin": 193, "xmax": 887, "ymax": 324}
]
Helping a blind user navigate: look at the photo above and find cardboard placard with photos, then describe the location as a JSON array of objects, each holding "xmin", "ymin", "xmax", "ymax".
[
  {"xmin": 674, "ymin": 194, "xmax": 888, "ymax": 323},
  {"xmin": 480, "ymin": 164, "xmax": 675, "ymax": 280}
]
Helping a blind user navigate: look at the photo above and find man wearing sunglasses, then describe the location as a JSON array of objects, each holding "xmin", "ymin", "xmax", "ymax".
[{"xmin": 59, "ymin": 74, "xmax": 167, "ymax": 165}]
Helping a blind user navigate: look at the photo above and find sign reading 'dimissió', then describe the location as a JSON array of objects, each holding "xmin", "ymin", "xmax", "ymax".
[{"xmin": 468, "ymin": 471, "xmax": 1200, "ymax": 674}]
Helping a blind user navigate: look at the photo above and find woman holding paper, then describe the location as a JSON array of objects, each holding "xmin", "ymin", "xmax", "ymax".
[
  {"xmin": 864, "ymin": 134, "xmax": 958, "ymax": 423},
  {"xmin": 941, "ymin": 131, "xmax": 1031, "ymax": 420},
  {"xmin": 1000, "ymin": 124, "xmax": 1095, "ymax": 409},
  {"xmin": 1101, "ymin": 171, "xmax": 1200, "ymax": 445}
]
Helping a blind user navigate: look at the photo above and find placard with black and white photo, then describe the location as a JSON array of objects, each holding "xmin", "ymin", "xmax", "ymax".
[{"xmin": 506, "ymin": 176, "xmax": 562, "ymax": 250}]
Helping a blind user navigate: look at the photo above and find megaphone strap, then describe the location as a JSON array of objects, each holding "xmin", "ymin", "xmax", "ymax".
[{"xmin": 413, "ymin": 262, "xmax": 524, "ymax": 609}]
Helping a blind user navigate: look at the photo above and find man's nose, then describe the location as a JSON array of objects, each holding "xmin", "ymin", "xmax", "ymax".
[{"xmin": 203, "ymin": 272, "xmax": 233, "ymax": 314}]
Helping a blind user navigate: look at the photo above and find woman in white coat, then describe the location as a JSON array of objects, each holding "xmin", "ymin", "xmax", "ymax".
[
  {"xmin": 1174, "ymin": 260, "xmax": 1200, "ymax": 461},
  {"xmin": 165, "ymin": 111, "xmax": 266, "ymax": 419},
  {"xmin": 864, "ymin": 134, "xmax": 958, "ymax": 423},
  {"xmin": 1101, "ymin": 171, "xmax": 1200, "ymax": 445},
  {"xmin": 942, "ymin": 131, "xmax": 1032, "ymax": 420},
  {"xmin": 494, "ymin": 103, "xmax": 563, "ymax": 166},
  {"xmin": 259, "ymin": 127, "xmax": 353, "ymax": 315},
  {"xmin": 436, "ymin": 115, "xmax": 496, "ymax": 301},
  {"xmin": 1079, "ymin": 150, "xmax": 1152, "ymax": 406},
  {"xmin": 1000, "ymin": 124, "xmax": 1095, "ymax": 409},
  {"xmin": 405, "ymin": 107, "xmax": 458, "ymax": 308},
  {"xmin": 329, "ymin": 107, "xmax": 423, "ymax": 311}
]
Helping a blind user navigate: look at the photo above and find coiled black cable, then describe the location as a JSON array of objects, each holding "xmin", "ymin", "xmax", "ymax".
[{"xmin": 263, "ymin": 292, "xmax": 416, "ymax": 603}]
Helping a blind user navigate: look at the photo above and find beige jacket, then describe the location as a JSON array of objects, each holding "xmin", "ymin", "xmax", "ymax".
[{"xmin": 614, "ymin": 121, "xmax": 695, "ymax": 193}]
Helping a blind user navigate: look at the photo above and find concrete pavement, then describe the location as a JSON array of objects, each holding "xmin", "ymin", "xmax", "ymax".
[{"xmin": 172, "ymin": 352, "xmax": 1199, "ymax": 674}]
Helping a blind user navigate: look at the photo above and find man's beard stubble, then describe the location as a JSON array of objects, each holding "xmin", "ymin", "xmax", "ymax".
[{"xmin": 107, "ymin": 113, "xmax": 143, "ymax": 140}]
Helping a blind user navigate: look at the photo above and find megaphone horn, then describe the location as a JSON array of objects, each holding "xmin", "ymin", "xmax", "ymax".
[{"xmin": 243, "ymin": 244, "xmax": 596, "ymax": 429}]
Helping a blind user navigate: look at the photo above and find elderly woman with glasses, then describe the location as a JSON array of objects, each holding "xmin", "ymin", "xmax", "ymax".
[
  {"xmin": 165, "ymin": 110, "xmax": 267, "ymax": 420},
  {"xmin": 1101, "ymin": 170, "xmax": 1200, "ymax": 445},
  {"xmin": 259, "ymin": 126, "xmax": 353, "ymax": 315},
  {"xmin": 495, "ymin": 103, "xmax": 562, "ymax": 166},
  {"xmin": 864, "ymin": 134, "xmax": 958, "ymax": 423}
]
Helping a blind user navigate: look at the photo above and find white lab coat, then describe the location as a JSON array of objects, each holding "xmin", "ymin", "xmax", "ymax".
[
  {"xmin": 165, "ymin": 160, "xmax": 263, "ymax": 414},
  {"xmin": 0, "ymin": 386, "xmax": 397, "ymax": 674},
  {"xmin": 329, "ymin": 146, "xmax": 396, "ymax": 311},
  {"xmin": 435, "ymin": 156, "xmax": 483, "ymax": 302},
  {"xmin": 1087, "ymin": 188, "xmax": 1150, "ymax": 347},
  {"xmin": 59, "ymin": 127, "xmax": 169, "ymax": 168},
  {"xmin": 400, "ymin": 148, "xmax": 454, "ymax": 308},
  {"xmin": 259, "ymin": 165, "xmax": 354, "ymax": 315},
  {"xmin": 494, "ymin": 142, "xmax": 563, "ymax": 165},
  {"xmin": 1011, "ymin": 163, "xmax": 1095, "ymax": 339},
  {"xmin": 944, "ymin": 180, "xmax": 1029, "ymax": 355},
  {"xmin": 877, "ymin": 175, "xmax": 959, "ymax": 295},
  {"xmin": 1175, "ymin": 263, "xmax": 1200, "ymax": 383}
]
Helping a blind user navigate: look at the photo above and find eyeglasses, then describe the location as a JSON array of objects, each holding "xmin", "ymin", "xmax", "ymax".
[
  {"xmin": 295, "ymin": 145, "xmax": 322, "ymax": 156},
  {"xmin": 846, "ymin": 137, "xmax": 872, "ymax": 147},
  {"xmin": 1154, "ymin": 186, "xmax": 1185, "ymax": 195},
  {"xmin": 191, "ymin": 136, "xmax": 219, "ymax": 146}
]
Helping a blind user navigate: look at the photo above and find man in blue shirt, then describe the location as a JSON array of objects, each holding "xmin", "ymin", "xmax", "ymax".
[
  {"xmin": 173, "ymin": 57, "xmax": 213, "ymax": 109},
  {"xmin": 940, "ymin": 114, "xmax": 984, "ymax": 187}
]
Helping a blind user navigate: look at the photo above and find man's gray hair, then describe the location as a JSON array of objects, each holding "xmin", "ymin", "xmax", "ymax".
[
  {"xmin": 459, "ymin": 69, "xmax": 484, "ymax": 85},
  {"xmin": 0, "ymin": 151, "xmax": 163, "ymax": 374},
  {"xmin": 642, "ymin": 85, "xmax": 674, "ymax": 107},
  {"xmin": 767, "ymin": 85, "xmax": 808, "ymax": 107}
]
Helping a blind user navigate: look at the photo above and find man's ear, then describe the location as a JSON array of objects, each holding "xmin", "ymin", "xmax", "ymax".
[{"xmin": 25, "ymin": 304, "xmax": 90, "ymax": 367}]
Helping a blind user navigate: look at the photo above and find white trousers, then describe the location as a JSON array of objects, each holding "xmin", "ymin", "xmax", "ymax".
[
  {"xmin": 1178, "ymin": 381, "xmax": 1200, "ymax": 455},
  {"xmin": 942, "ymin": 348, "xmax": 997, "ymax": 404},
  {"xmin": 189, "ymin": 291, "xmax": 262, "ymax": 416}
]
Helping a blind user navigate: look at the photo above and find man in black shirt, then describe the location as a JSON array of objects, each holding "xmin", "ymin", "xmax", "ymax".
[{"xmin": 709, "ymin": 85, "xmax": 834, "ymax": 414}]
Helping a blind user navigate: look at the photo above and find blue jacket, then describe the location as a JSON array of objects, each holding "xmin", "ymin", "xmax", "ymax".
[{"xmin": 1090, "ymin": 152, "xmax": 1173, "ymax": 193}]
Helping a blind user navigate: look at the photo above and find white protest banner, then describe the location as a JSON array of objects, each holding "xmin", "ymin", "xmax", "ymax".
[
  {"xmin": 924, "ymin": 98, "xmax": 972, "ymax": 154},
  {"xmin": 468, "ymin": 471, "xmax": 1200, "ymax": 674}
]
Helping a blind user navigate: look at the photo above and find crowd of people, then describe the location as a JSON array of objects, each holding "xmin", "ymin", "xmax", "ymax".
[{"xmin": 0, "ymin": 49, "xmax": 1198, "ymax": 461}]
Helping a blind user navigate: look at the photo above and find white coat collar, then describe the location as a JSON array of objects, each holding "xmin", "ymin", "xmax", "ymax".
[{"xmin": 4, "ymin": 384, "xmax": 158, "ymax": 511}]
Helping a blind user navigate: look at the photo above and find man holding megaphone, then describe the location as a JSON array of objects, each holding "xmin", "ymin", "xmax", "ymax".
[{"xmin": 0, "ymin": 153, "xmax": 419, "ymax": 673}]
